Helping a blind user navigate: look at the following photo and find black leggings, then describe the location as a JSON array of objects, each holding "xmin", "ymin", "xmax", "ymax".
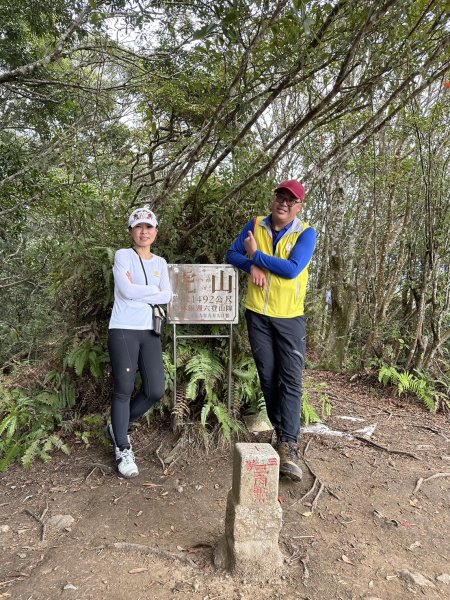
[{"xmin": 108, "ymin": 329, "xmax": 165, "ymax": 447}]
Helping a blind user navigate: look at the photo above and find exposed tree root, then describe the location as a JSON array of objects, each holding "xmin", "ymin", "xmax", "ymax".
[
  {"xmin": 24, "ymin": 500, "xmax": 48, "ymax": 541},
  {"xmin": 412, "ymin": 472, "xmax": 450, "ymax": 496},
  {"xmin": 353, "ymin": 435, "xmax": 421, "ymax": 460},
  {"xmin": 287, "ymin": 439, "xmax": 328, "ymax": 513},
  {"xmin": 412, "ymin": 425, "xmax": 450, "ymax": 442},
  {"xmin": 109, "ymin": 542, "xmax": 199, "ymax": 569}
]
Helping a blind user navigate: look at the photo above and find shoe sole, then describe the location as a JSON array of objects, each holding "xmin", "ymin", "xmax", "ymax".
[
  {"xmin": 118, "ymin": 469, "xmax": 139, "ymax": 478},
  {"xmin": 280, "ymin": 464, "xmax": 303, "ymax": 482}
]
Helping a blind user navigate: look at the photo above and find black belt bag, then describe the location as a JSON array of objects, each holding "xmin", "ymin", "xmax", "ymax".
[
  {"xmin": 150, "ymin": 304, "xmax": 166, "ymax": 337},
  {"xmin": 132, "ymin": 248, "xmax": 167, "ymax": 337}
]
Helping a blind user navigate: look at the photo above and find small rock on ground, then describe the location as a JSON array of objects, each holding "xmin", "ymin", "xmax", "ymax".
[
  {"xmin": 47, "ymin": 515, "xmax": 75, "ymax": 530},
  {"xmin": 398, "ymin": 569, "xmax": 436, "ymax": 588}
]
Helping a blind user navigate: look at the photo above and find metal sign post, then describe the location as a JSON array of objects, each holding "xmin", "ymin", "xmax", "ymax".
[{"xmin": 167, "ymin": 265, "xmax": 239, "ymax": 411}]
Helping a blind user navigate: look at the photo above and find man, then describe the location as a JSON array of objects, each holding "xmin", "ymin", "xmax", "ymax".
[{"xmin": 226, "ymin": 180, "xmax": 316, "ymax": 481}]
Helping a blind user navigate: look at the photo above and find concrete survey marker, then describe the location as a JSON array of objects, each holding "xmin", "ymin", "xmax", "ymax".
[{"xmin": 214, "ymin": 443, "xmax": 283, "ymax": 578}]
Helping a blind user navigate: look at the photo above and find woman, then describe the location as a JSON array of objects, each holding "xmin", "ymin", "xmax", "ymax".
[{"xmin": 106, "ymin": 205, "xmax": 172, "ymax": 477}]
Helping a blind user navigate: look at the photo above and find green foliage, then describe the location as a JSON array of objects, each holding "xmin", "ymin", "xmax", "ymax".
[
  {"xmin": 212, "ymin": 402, "xmax": 242, "ymax": 441},
  {"xmin": 21, "ymin": 434, "xmax": 70, "ymax": 469},
  {"xmin": 65, "ymin": 339, "xmax": 109, "ymax": 378},
  {"xmin": 68, "ymin": 414, "xmax": 105, "ymax": 447},
  {"xmin": 302, "ymin": 379, "xmax": 332, "ymax": 426},
  {"xmin": 232, "ymin": 354, "xmax": 264, "ymax": 415},
  {"xmin": 185, "ymin": 348, "xmax": 224, "ymax": 402},
  {"xmin": 44, "ymin": 370, "xmax": 76, "ymax": 408},
  {"xmin": 377, "ymin": 363, "xmax": 448, "ymax": 413},
  {"xmin": 302, "ymin": 388, "xmax": 321, "ymax": 427},
  {"xmin": 0, "ymin": 384, "xmax": 69, "ymax": 471},
  {"xmin": 319, "ymin": 387, "xmax": 333, "ymax": 418},
  {"xmin": 170, "ymin": 341, "xmax": 244, "ymax": 441}
]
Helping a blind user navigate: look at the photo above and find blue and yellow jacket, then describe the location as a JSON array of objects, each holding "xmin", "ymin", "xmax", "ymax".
[
  {"xmin": 226, "ymin": 215, "xmax": 316, "ymax": 318},
  {"xmin": 244, "ymin": 216, "xmax": 312, "ymax": 317}
]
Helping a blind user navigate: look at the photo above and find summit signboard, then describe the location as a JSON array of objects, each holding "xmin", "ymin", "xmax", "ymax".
[{"xmin": 167, "ymin": 264, "xmax": 238, "ymax": 325}]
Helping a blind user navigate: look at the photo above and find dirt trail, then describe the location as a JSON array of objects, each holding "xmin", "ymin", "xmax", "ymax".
[{"xmin": 1, "ymin": 371, "xmax": 450, "ymax": 600}]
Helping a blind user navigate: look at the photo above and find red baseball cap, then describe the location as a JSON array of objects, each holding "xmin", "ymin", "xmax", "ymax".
[{"xmin": 275, "ymin": 180, "xmax": 305, "ymax": 201}]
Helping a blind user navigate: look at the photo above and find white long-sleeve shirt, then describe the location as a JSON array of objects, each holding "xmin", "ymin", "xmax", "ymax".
[{"xmin": 108, "ymin": 248, "xmax": 172, "ymax": 330}]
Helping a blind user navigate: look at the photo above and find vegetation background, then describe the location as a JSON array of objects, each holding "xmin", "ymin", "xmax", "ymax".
[{"xmin": 1, "ymin": 0, "xmax": 449, "ymax": 470}]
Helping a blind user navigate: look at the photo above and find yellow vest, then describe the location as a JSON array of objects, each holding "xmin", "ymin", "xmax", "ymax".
[{"xmin": 245, "ymin": 216, "xmax": 311, "ymax": 318}]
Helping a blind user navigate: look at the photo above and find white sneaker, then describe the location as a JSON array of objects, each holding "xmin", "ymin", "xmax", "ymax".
[{"xmin": 116, "ymin": 447, "xmax": 139, "ymax": 478}]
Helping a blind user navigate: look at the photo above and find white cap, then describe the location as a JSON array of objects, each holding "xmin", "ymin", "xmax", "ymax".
[{"xmin": 128, "ymin": 205, "xmax": 158, "ymax": 228}]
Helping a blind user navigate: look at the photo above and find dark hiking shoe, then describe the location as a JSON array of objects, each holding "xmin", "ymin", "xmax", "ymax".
[{"xmin": 278, "ymin": 442, "xmax": 303, "ymax": 481}]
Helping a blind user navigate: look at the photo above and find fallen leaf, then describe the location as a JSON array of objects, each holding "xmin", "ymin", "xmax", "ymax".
[
  {"xmin": 399, "ymin": 521, "xmax": 415, "ymax": 527},
  {"xmin": 278, "ymin": 495, "xmax": 285, "ymax": 504},
  {"xmin": 176, "ymin": 545, "xmax": 184, "ymax": 551},
  {"xmin": 160, "ymin": 491, "xmax": 169, "ymax": 496},
  {"xmin": 128, "ymin": 567, "xmax": 148, "ymax": 574},
  {"xmin": 341, "ymin": 555, "xmax": 355, "ymax": 566},
  {"xmin": 301, "ymin": 511, "xmax": 313, "ymax": 517},
  {"xmin": 8, "ymin": 572, "xmax": 30, "ymax": 578}
]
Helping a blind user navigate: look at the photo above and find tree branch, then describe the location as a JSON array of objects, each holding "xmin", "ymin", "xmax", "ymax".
[{"xmin": 0, "ymin": 3, "xmax": 100, "ymax": 85}]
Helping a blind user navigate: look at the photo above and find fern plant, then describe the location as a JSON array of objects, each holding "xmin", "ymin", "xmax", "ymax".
[
  {"xmin": 65, "ymin": 339, "xmax": 109, "ymax": 378},
  {"xmin": 0, "ymin": 386, "xmax": 70, "ymax": 471},
  {"xmin": 302, "ymin": 387, "xmax": 321, "ymax": 427},
  {"xmin": 232, "ymin": 354, "xmax": 265, "ymax": 415},
  {"xmin": 44, "ymin": 370, "xmax": 76, "ymax": 408},
  {"xmin": 377, "ymin": 363, "xmax": 448, "ymax": 412},
  {"xmin": 301, "ymin": 379, "xmax": 332, "ymax": 426},
  {"xmin": 21, "ymin": 433, "xmax": 69, "ymax": 468},
  {"xmin": 185, "ymin": 348, "xmax": 224, "ymax": 401},
  {"xmin": 169, "ymin": 343, "xmax": 244, "ymax": 441}
]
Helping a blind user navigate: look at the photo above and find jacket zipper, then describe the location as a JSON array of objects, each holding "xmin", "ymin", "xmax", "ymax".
[
  {"xmin": 263, "ymin": 228, "xmax": 278, "ymax": 314},
  {"xmin": 263, "ymin": 273, "xmax": 272, "ymax": 314}
]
